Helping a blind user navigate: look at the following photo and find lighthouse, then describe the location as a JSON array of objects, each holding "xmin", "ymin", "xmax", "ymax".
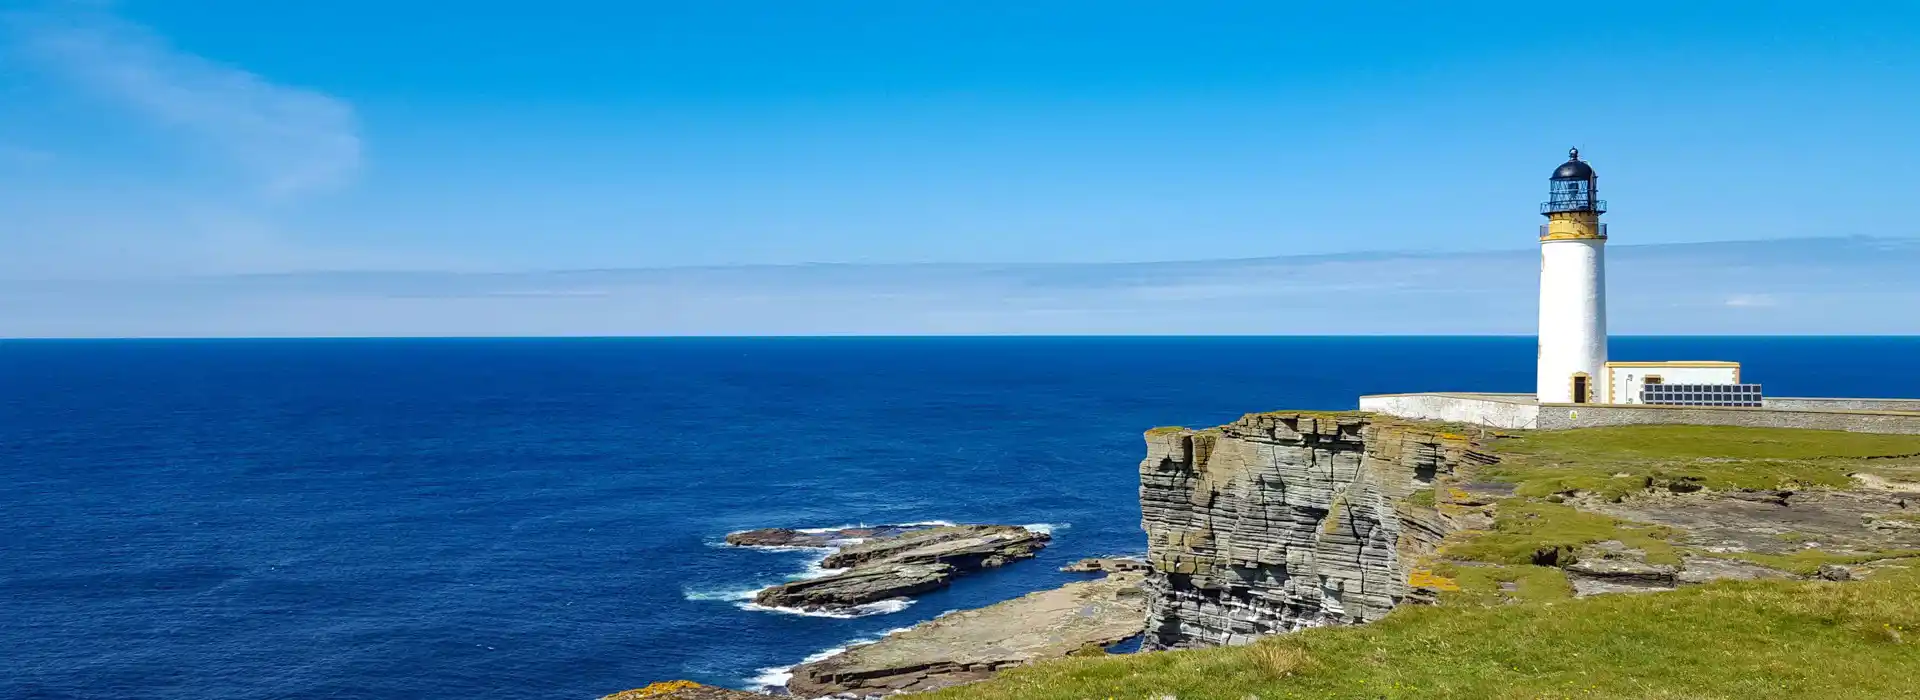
[
  {"xmin": 1366, "ymin": 147, "xmax": 1789, "ymax": 422},
  {"xmin": 1536, "ymin": 148, "xmax": 1608, "ymax": 404}
]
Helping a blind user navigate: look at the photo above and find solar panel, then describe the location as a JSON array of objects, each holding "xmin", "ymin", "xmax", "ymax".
[{"xmin": 1640, "ymin": 383, "xmax": 1764, "ymax": 408}]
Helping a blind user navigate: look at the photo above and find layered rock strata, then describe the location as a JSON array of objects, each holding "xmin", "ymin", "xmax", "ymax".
[
  {"xmin": 1138, "ymin": 412, "xmax": 1488, "ymax": 649},
  {"xmin": 786, "ymin": 571, "xmax": 1148, "ymax": 697},
  {"xmin": 752, "ymin": 525, "xmax": 1049, "ymax": 613},
  {"xmin": 1060, "ymin": 557, "xmax": 1149, "ymax": 573},
  {"xmin": 820, "ymin": 525, "xmax": 1047, "ymax": 569},
  {"xmin": 753, "ymin": 563, "xmax": 955, "ymax": 610}
]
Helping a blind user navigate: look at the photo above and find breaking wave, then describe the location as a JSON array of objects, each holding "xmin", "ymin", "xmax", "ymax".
[
  {"xmin": 747, "ymin": 624, "xmax": 919, "ymax": 691},
  {"xmin": 740, "ymin": 597, "xmax": 915, "ymax": 619}
]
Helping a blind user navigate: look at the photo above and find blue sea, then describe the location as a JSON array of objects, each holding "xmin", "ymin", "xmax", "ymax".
[{"xmin": 6, "ymin": 337, "xmax": 1920, "ymax": 699}]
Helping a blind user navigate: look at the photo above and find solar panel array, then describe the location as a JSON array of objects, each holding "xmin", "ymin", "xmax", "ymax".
[{"xmin": 1640, "ymin": 383, "xmax": 1763, "ymax": 408}]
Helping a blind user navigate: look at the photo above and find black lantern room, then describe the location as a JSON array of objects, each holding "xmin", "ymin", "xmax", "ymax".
[{"xmin": 1541, "ymin": 147, "xmax": 1605, "ymax": 215}]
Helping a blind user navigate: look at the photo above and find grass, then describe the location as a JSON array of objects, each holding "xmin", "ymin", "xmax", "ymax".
[
  {"xmin": 1478, "ymin": 425, "xmax": 1920, "ymax": 501},
  {"xmin": 1440, "ymin": 499, "xmax": 1680, "ymax": 567},
  {"xmin": 925, "ymin": 566, "xmax": 1920, "ymax": 700},
  {"xmin": 1424, "ymin": 562, "xmax": 1573, "ymax": 606},
  {"xmin": 1698, "ymin": 550, "xmax": 1920, "ymax": 577},
  {"xmin": 919, "ymin": 424, "xmax": 1920, "ymax": 699}
]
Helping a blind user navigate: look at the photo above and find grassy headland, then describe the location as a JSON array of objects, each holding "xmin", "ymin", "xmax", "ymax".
[
  {"xmin": 928, "ymin": 565, "xmax": 1919, "ymax": 700},
  {"xmin": 929, "ymin": 424, "xmax": 1920, "ymax": 699}
]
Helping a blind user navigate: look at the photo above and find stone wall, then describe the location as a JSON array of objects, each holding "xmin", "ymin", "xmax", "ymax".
[
  {"xmin": 1137, "ymin": 413, "xmax": 1488, "ymax": 649},
  {"xmin": 1763, "ymin": 397, "xmax": 1920, "ymax": 413},
  {"xmin": 1534, "ymin": 402, "xmax": 1920, "ymax": 435},
  {"xmin": 1362, "ymin": 392, "xmax": 1920, "ymax": 436},
  {"xmin": 1358, "ymin": 393, "xmax": 1539, "ymax": 429}
]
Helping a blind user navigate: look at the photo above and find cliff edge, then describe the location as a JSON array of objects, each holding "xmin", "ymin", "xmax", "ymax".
[{"xmin": 1139, "ymin": 412, "xmax": 1489, "ymax": 648}]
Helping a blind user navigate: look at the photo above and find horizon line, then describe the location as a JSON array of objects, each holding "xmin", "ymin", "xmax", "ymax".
[{"xmin": 8, "ymin": 333, "xmax": 1920, "ymax": 342}]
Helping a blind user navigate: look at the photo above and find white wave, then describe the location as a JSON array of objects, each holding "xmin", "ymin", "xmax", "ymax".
[
  {"xmin": 746, "ymin": 622, "xmax": 924, "ymax": 691},
  {"xmin": 740, "ymin": 597, "xmax": 915, "ymax": 619},
  {"xmin": 795, "ymin": 557, "xmax": 849, "ymax": 581},
  {"xmin": 1021, "ymin": 522, "xmax": 1069, "ymax": 535},
  {"xmin": 748, "ymin": 641, "xmax": 857, "ymax": 690},
  {"xmin": 792, "ymin": 523, "xmax": 868, "ymax": 535}
]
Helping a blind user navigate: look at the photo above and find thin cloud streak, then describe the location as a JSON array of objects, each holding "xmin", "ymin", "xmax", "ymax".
[
  {"xmin": 8, "ymin": 3, "xmax": 361, "ymax": 196},
  {"xmin": 1, "ymin": 237, "xmax": 1912, "ymax": 338}
]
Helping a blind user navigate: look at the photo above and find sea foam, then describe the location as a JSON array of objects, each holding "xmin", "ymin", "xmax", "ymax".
[
  {"xmin": 740, "ymin": 597, "xmax": 915, "ymax": 619},
  {"xmin": 1021, "ymin": 522, "xmax": 1069, "ymax": 535},
  {"xmin": 748, "ymin": 623, "xmax": 920, "ymax": 690}
]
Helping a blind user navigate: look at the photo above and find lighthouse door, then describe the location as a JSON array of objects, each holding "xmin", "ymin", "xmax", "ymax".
[{"xmin": 1572, "ymin": 374, "xmax": 1590, "ymax": 404}]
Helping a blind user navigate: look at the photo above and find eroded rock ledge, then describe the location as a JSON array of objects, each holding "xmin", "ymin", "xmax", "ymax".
[
  {"xmin": 1139, "ymin": 413, "xmax": 1489, "ymax": 649},
  {"xmin": 751, "ymin": 525, "xmax": 1050, "ymax": 613},
  {"xmin": 785, "ymin": 571, "xmax": 1147, "ymax": 697}
]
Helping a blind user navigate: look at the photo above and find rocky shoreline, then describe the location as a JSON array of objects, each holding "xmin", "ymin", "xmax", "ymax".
[
  {"xmin": 785, "ymin": 569, "xmax": 1146, "ymax": 697},
  {"xmin": 613, "ymin": 414, "xmax": 1920, "ymax": 700},
  {"xmin": 744, "ymin": 524, "xmax": 1050, "ymax": 614},
  {"xmin": 619, "ymin": 523, "xmax": 1145, "ymax": 699}
]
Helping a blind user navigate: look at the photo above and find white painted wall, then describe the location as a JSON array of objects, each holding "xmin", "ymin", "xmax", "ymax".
[
  {"xmin": 1604, "ymin": 364, "xmax": 1740, "ymax": 404},
  {"xmin": 1359, "ymin": 394, "xmax": 1540, "ymax": 429},
  {"xmin": 1536, "ymin": 238, "xmax": 1607, "ymax": 403}
]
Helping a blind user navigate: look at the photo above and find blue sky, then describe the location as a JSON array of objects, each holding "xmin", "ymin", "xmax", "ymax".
[{"xmin": 1, "ymin": 1, "xmax": 1916, "ymax": 335}]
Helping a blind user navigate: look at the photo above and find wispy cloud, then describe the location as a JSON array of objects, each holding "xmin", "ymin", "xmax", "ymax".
[
  {"xmin": 1724, "ymin": 294, "xmax": 1778, "ymax": 308},
  {"xmin": 7, "ymin": 2, "xmax": 361, "ymax": 196},
  {"xmin": 2, "ymin": 237, "xmax": 1913, "ymax": 338}
]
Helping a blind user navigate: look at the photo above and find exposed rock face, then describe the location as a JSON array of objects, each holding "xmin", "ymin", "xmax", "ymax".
[
  {"xmin": 752, "ymin": 525, "xmax": 1050, "ymax": 613},
  {"xmin": 1138, "ymin": 413, "xmax": 1487, "ymax": 649},
  {"xmin": 1565, "ymin": 541, "xmax": 1679, "ymax": 596},
  {"xmin": 820, "ymin": 525, "xmax": 1047, "ymax": 569},
  {"xmin": 753, "ymin": 562, "xmax": 954, "ymax": 610},
  {"xmin": 1061, "ymin": 557, "xmax": 1149, "ymax": 573},
  {"xmin": 786, "ymin": 571, "xmax": 1148, "ymax": 697}
]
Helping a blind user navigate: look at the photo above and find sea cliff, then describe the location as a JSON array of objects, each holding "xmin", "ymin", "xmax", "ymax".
[{"xmin": 1138, "ymin": 412, "xmax": 1491, "ymax": 648}]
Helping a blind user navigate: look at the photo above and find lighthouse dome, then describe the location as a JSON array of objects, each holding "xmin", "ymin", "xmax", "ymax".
[{"xmin": 1551, "ymin": 148, "xmax": 1595, "ymax": 180}]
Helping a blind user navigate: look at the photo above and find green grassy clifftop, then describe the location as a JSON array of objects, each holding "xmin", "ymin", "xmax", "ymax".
[{"xmin": 930, "ymin": 423, "xmax": 1920, "ymax": 700}]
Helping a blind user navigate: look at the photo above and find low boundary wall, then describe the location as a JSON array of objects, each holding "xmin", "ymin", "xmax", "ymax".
[
  {"xmin": 1360, "ymin": 392, "xmax": 1920, "ymax": 435},
  {"xmin": 1358, "ymin": 393, "xmax": 1540, "ymax": 429},
  {"xmin": 1763, "ymin": 397, "xmax": 1920, "ymax": 413}
]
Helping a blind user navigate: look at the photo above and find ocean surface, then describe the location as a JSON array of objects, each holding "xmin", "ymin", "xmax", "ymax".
[{"xmin": 6, "ymin": 336, "xmax": 1920, "ymax": 699}]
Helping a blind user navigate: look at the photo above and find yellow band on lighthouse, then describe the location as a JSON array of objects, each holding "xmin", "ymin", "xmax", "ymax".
[{"xmin": 1540, "ymin": 212, "xmax": 1605, "ymax": 241}]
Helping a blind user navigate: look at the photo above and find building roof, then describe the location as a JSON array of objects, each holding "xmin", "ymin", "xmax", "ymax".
[{"xmin": 1552, "ymin": 147, "xmax": 1595, "ymax": 180}]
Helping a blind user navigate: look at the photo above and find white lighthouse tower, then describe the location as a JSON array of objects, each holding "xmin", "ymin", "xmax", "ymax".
[{"xmin": 1536, "ymin": 148, "xmax": 1608, "ymax": 404}]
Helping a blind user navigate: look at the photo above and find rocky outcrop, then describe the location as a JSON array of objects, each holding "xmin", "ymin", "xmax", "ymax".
[
  {"xmin": 819, "ymin": 525, "xmax": 1047, "ymax": 569},
  {"xmin": 753, "ymin": 562, "xmax": 954, "ymax": 610},
  {"xmin": 752, "ymin": 525, "xmax": 1049, "ymax": 613},
  {"xmin": 1138, "ymin": 413, "xmax": 1487, "ymax": 649},
  {"xmin": 1060, "ymin": 557, "xmax": 1149, "ymax": 573},
  {"xmin": 786, "ymin": 571, "xmax": 1148, "ymax": 697},
  {"xmin": 1564, "ymin": 541, "xmax": 1679, "ymax": 595}
]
